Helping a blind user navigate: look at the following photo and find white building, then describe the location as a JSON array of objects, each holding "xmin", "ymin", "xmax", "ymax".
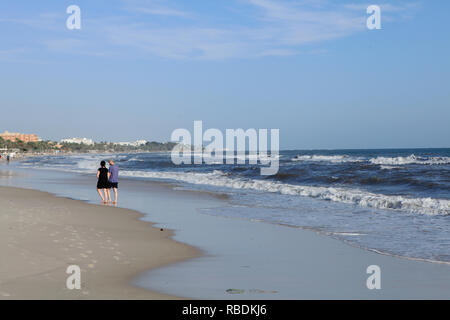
[
  {"xmin": 115, "ymin": 140, "xmax": 148, "ymax": 147},
  {"xmin": 61, "ymin": 138, "xmax": 95, "ymax": 145}
]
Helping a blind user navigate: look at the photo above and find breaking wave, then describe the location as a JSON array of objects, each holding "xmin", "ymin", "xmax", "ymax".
[
  {"xmin": 292, "ymin": 155, "xmax": 363, "ymax": 163},
  {"xmin": 119, "ymin": 169, "xmax": 450, "ymax": 216},
  {"xmin": 370, "ymin": 154, "xmax": 450, "ymax": 166}
]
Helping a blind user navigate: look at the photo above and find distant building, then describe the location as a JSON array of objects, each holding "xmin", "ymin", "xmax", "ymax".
[
  {"xmin": 134, "ymin": 140, "xmax": 148, "ymax": 146},
  {"xmin": 0, "ymin": 131, "xmax": 39, "ymax": 143},
  {"xmin": 61, "ymin": 138, "xmax": 95, "ymax": 145},
  {"xmin": 115, "ymin": 140, "xmax": 148, "ymax": 147}
]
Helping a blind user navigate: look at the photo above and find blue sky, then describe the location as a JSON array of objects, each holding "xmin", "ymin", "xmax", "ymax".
[{"xmin": 0, "ymin": 0, "xmax": 449, "ymax": 149}]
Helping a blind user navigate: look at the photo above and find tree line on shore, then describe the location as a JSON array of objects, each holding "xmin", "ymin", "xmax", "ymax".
[{"xmin": 0, "ymin": 137, "xmax": 176, "ymax": 153}]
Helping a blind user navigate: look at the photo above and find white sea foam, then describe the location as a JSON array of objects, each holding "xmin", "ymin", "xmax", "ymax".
[
  {"xmin": 292, "ymin": 155, "xmax": 363, "ymax": 163},
  {"xmin": 77, "ymin": 159, "xmax": 99, "ymax": 170},
  {"xmin": 23, "ymin": 154, "xmax": 450, "ymax": 216},
  {"xmin": 198, "ymin": 153, "xmax": 280, "ymax": 162},
  {"xmin": 331, "ymin": 232, "xmax": 364, "ymax": 236},
  {"xmin": 370, "ymin": 154, "xmax": 450, "ymax": 166},
  {"xmin": 117, "ymin": 169, "xmax": 450, "ymax": 216},
  {"xmin": 292, "ymin": 154, "xmax": 450, "ymax": 166},
  {"xmin": 380, "ymin": 165, "xmax": 398, "ymax": 170}
]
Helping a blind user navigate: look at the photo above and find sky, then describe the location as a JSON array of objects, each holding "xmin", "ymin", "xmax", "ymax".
[{"xmin": 0, "ymin": 0, "xmax": 449, "ymax": 149}]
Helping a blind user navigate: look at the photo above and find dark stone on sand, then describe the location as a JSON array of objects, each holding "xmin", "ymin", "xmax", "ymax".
[{"xmin": 226, "ymin": 289, "xmax": 245, "ymax": 294}]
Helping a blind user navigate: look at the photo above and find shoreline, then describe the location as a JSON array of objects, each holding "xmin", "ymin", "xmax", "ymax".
[
  {"xmin": 0, "ymin": 185, "xmax": 200, "ymax": 299},
  {"xmin": 2, "ymin": 165, "xmax": 450, "ymax": 299},
  {"xmin": 5, "ymin": 165, "xmax": 448, "ymax": 268},
  {"xmin": 2, "ymin": 164, "xmax": 448, "ymax": 268}
]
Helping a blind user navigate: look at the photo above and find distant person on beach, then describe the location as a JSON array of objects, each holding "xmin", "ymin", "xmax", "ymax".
[
  {"xmin": 108, "ymin": 160, "xmax": 119, "ymax": 204},
  {"xmin": 97, "ymin": 161, "xmax": 111, "ymax": 204},
  {"xmin": 6, "ymin": 155, "xmax": 10, "ymax": 164}
]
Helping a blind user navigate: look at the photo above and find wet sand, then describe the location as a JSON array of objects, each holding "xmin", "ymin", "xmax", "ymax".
[
  {"xmin": 1, "ymin": 167, "xmax": 450, "ymax": 299},
  {"xmin": 0, "ymin": 186, "xmax": 199, "ymax": 299}
]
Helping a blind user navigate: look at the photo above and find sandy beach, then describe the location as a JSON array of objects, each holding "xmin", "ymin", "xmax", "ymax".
[
  {"xmin": 0, "ymin": 186, "xmax": 198, "ymax": 299},
  {"xmin": 1, "ymin": 165, "xmax": 450, "ymax": 300}
]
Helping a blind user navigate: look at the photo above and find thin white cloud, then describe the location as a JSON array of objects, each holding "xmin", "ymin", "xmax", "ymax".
[
  {"xmin": 43, "ymin": 38, "xmax": 108, "ymax": 57},
  {"xmin": 0, "ymin": 12, "xmax": 62, "ymax": 30},
  {"xmin": 0, "ymin": 0, "xmax": 420, "ymax": 61},
  {"xmin": 133, "ymin": 7, "xmax": 189, "ymax": 17},
  {"xmin": 123, "ymin": 0, "xmax": 190, "ymax": 17},
  {"xmin": 247, "ymin": 0, "xmax": 366, "ymax": 42},
  {"xmin": 343, "ymin": 1, "xmax": 421, "ymax": 22},
  {"xmin": 259, "ymin": 48, "xmax": 299, "ymax": 57},
  {"xmin": 101, "ymin": 0, "xmax": 370, "ymax": 59},
  {"xmin": 343, "ymin": 2, "xmax": 420, "ymax": 13},
  {"xmin": 105, "ymin": 25, "xmax": 251, "ymax": 60}
]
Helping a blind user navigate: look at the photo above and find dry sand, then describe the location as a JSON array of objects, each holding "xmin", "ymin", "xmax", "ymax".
[{"xmin": 0, "ymin": 186, "xmax": 199, "ymax": 299}]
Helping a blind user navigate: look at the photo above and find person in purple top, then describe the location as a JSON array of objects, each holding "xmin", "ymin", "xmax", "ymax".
[{"xmin": 108, "ymin": 160, "xmax": 119, "ymax": 204}]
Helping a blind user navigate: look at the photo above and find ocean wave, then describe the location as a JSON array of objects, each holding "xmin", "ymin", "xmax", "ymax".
[
  {"xmin": 380, "ymin": 165, "xmax": 398, "ymax": 170},
  {"xmin": 370, "ymin": 154, "xmax": 450, "ymax": 166},
  {"xmin": 292, "ymin": 154, "xmax": 450, "ymax": 166},
  {"xmin": 292, "ymin": 155, "xmax": 363, "ymax": 163},
  {"xmin": 77, "ymin": 159, "xmax": 100, "ymax": 170},
  {"xmin": 21, "ymin": 153, "xmax": 450, "ymax": 216},
  {"xmin": 119, "ymin": 169, "xmax": 450, "ymax": 216}
]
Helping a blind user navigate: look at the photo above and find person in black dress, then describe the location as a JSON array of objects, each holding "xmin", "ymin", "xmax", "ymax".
[{"xmin": 97, "ymin": 161, "xmax": 111, "ymax": 203}]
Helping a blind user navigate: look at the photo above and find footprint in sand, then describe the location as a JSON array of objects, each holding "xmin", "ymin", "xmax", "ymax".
[{"xmin": 113, "ymin": 256, "xmax": 120, "ymax": 261}]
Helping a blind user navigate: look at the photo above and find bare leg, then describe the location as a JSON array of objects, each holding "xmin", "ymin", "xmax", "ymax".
[
  {"xmin": 102, "ymin": 189, "xmax": 109, "ymax": 203},
  {"xmin": 103, "ymin": 189, "xmax": 108, "ymax": 203},
  {"xmin": 106, "ymin": 189, "xmax": 112, "ymax": 202},
  {"xmin": 97, "ymin": 188, "xmax": 105, "ymax": 202},
  {"xmin": 113, "ymin": 188, "xmax": 118, "ymax": 204}
]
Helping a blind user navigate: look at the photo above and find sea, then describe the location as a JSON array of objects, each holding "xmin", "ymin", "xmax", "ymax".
[{"xmin": 17, "ymin": 148, "xmax": 450, "ymax": 264}]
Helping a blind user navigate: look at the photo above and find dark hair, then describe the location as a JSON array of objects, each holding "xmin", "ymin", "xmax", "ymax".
[{"xmin": 100, "ymin": 161, "xmax": 106, "ymax": 167}]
